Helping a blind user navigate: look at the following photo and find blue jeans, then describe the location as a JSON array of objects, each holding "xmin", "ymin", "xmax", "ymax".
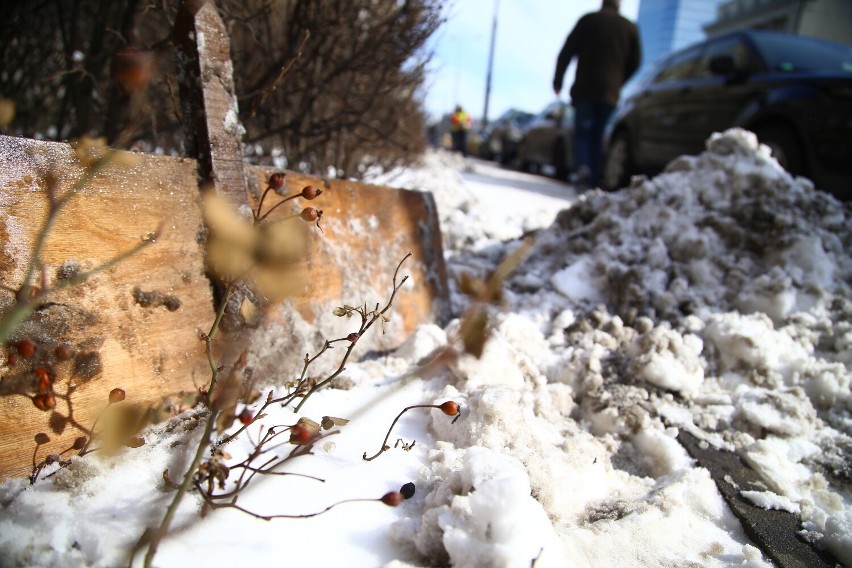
[{"xmin": 573, "ymin": 101, "xmax": 615, "ymax": 186}]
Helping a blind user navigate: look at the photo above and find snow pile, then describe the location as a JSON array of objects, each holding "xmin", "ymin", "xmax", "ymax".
[
  {"xmin": 408, "ymin": 129, "xmax": 850, "ymax": 565},
  {"xmin": 0, "ymin": 129, "xmax": 849, "ymax": 567}
]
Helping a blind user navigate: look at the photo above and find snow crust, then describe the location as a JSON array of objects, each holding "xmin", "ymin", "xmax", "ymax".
[{"xmin": 1, "ymin": 129, "xmax": 850, "ymax": 567}]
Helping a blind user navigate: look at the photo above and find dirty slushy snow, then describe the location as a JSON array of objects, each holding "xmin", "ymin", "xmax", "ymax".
[{"xmin": 1, "ymin": 129, "xmax": 849, "ymax": 567}]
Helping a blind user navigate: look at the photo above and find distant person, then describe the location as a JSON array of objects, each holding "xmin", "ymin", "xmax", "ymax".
[
  {"xmin": 427, "ymin": 122, "xmax": 440, "ymax": 147},
  {"xmin": 450, "ymin": 105, "xmax": 472, "ymax": 156},
  {"xmin": 553, "ymin": 0, "xmax": 640, "ymax": 187}
]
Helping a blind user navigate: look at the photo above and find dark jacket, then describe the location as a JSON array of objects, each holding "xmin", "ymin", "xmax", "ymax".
[{"xmin": 553, "ymin": 7, "xmax": 641, "ymax": 106}]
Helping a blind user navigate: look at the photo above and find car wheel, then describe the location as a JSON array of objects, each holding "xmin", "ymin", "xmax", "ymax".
[
  {"xmin": 602, "ymin": 130, "xmax": 632, "ymax": 191},
  {"xmin": 754, "ymin": 125, "xmax": 804, "ymax": 177}
]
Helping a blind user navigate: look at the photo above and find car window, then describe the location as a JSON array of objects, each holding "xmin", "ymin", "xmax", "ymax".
[
  {"xmin": 513, "ymin": 112, "xmax": 534, "ymax": 128},
  {"xmin": 652, "ymin": 46, "xmax": 703, "ymax": 83},
  {"xmin": 695, "ymin": 37, "xmax": 763, "ymax": 77},
  {"xmin": 751, "ymin": 32, "xmax": 852, "ymax": 73}
]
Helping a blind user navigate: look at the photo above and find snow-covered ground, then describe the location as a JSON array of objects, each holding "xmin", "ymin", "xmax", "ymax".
[{"xmin": 1, "ymin": 129, "xmax": 849, "ymax": 567}]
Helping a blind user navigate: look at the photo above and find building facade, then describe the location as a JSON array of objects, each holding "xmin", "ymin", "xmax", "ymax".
[
  {"xmin": 704, "ymin": 0, "xmax": 852, "ymax": 45},
  {"xmin": 636, "ymin": 0, "xmax": 728, "ymax": 69}
]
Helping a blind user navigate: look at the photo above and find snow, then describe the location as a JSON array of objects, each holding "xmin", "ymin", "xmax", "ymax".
[{"xmin": 1, "ymin": 128, "xmax": 850, "ymax": 567}]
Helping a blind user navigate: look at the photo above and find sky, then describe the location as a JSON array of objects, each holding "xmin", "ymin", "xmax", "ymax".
[
  {"xmin": 2, "ymin": 130, "xmax": 850, "ymax": 566},
  {"xmin": 423, "ymin": 0, "xmax": 641, "ymax": 123}
]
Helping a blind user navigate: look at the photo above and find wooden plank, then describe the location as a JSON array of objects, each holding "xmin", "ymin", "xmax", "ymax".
[
  {"xmin": 240, "ymin": 168, "xmax": 449, "ymax": 375},
  {"xmin": 174, "ymin": 0, "xmax": 247, "ymax": 204},
  {"xmin": 0, "ymin": 136, "xmax": 449, "ymax": 480},
  {"xmin": 0, "ymin": 135, "xmax": 214, "ymax": 480}
]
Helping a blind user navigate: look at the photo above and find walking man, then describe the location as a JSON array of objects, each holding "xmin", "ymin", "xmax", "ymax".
[{"xmin": 553, "ymin": 0, "xmax": 640, "ymax": 188}]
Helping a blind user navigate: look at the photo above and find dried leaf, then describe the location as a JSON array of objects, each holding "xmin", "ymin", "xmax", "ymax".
[
  {"xmin": 484, "ymin": 237, "xmax": 534, "ymax": 303},
  {"xmin": 96, "ymin": 404, "xmax": 144, "ymax": 455},
  {"xmin": 210, "ymin": 368, "xmax": 242, "ymax": 413},
  {"xmin": 70, "ymin": 135, "xmax": 108, "ymax": 167},
  {"xmin": 125, "ymin": 436, "xmax": 146, "ymax": 448},
  {"xmin": 239, "ymin": 297, "xmax": 257, "ymax": 324},
  {"xmin": 321, "ymin": 416, "xmax": 350, "ymax": 430},
  {"xmin": 461, "ymin": 308, "xmax": 489, "ymax": 359},
  {"xmin": 215, "ymin": 411, "xmax": 235, "ymax": 434},
  {"xmin": 458, "ymin": 271, "xmax": 487, "ymax": 299},
  {"xmin": 252, "ymin": 264, "xmax": 304, "ymax": 301},
  {"xmin": 295, "ymin": 416, "xmax": 321, "ymax": 435},
  {"xmin": 202, "ymin": 192, "xmax": 256, "ymax": 248},
  {"xmin": 243, "ymin": 387, "xmax": 262, "ymax": 405}
]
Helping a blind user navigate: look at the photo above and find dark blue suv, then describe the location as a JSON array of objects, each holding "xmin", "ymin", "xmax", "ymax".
[{"xmin": 602, "ymin": 30, "xmax": 852, "ymax": 200}]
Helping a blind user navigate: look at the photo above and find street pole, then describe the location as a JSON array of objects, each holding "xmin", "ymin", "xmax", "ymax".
[{"xmin": 482, "ymin": 0, "xmax": 499, "ymax": 127}]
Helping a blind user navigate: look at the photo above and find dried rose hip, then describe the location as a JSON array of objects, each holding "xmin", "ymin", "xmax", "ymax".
[
  {"xmin": 55, "ymin": 345, "xmax": 73, "ymax": 361},
  {"xmin": 16, "ymin": 339, "xmax": 36, "ymax": 359},
  {"xmin": 300, "ymin": 185, "xmax": 322, "ymax": 200},
  {"xmin": 300, "ymin": 207, "xmax": 320, "ymax": 222},
  {"xmin": 268, "ymin": 172, "xmax": 286, "ymax": 190},
  {"xmin": 238, "ymin": 408, "xmax": 254, "ymax": 425},
  {"xmin": 289, "ymin": 424, "xmax": 313, "ymax": 445},
  {"xmin": 33, "ymin": 393, "xmax": 56, "ymax": 411},
  {"xmin": 109, "ymin": 388, "xmax": 126, "ymax": 403},
  {"xmin": 380, "ymin": 491, "xmax": 403, "ymax": 507},
  {"xmin": 439, "ymin": 401, "xmax": 460, "ymax": 416}
]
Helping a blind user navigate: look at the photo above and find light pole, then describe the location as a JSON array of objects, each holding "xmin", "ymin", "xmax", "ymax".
[{"xmin": 482, "ymin": 0, "xmax": 499, "ymax": 128}]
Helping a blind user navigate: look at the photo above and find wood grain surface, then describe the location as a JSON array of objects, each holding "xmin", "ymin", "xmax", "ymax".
[{"xmin": 0, "ymin": 135, "xmax": 448, "ymax": 480}]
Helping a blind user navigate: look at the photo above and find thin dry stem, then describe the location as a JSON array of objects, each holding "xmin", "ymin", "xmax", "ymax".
[{"xmin": 362, "ymin": 404, "xmax": 436, "ymax": 461}]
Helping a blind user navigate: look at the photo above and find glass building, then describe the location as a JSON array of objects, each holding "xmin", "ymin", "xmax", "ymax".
[{"xmin": 637, "ymin": 0, "xmax": 728, "ymax": 69}]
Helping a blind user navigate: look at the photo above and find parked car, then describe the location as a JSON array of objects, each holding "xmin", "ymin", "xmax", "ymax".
[
  {"xmin": 601, "ymin": 29, "xmax": 852, "ymax": 200},
  {"xmin": 479, "ymin": 108, "xmax": 534, "ymax": 164},
  {"xmin": 515, "ymin": 101, "xmax": 574, "ymax": 179}
]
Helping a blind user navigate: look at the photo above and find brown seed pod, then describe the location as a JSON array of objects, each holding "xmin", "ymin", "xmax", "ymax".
[
  {"xmin": 35, "ymin": 368, "xmax": 53, "ymax": 393},
  {"xmin": 238, "ymin": 408, "xmax": 254, "ymax": 425},
  {"xmin": 300, "ymin": 185, "xmax": 322, "ymax": 200},
  {"xmin": 33, "ymin": 393, "xmax": 56, "ymax": 411},
  {"xmin": 299, "ymin": 207, "xmax": 320, "ymax": 222},
  {"xmin": 346, "ymin": 332, "xmax": 359, "ymax": 343},
  {"xmin": 439, "ymin": 401, "xmax": 460, "ymax": 416},
  {"xmin": 55, "ymin": 345, "xmax": 73, "ymax": 361},
  {"xmin": 380, "ymin": 491, "xmax": 404, "ymax": 507},
  {"xmin": 109, "ymin": 388, "xmax": 126, "ymax": 404},
  {"xmin": 268, "ymin": 172, "xmax": 286, "ymax": 191},
  {"xmin": 72, "ymin": 436, "xmax": 87, "ymax": 450},
  {"xmin": 16, "ymin": 338, "xmax": 36, "ymax": 359},
  {"xmin": 34, "ymin": 433, "xmax": 50, "ymax": 445},
  {"xmin": 289, "ymin": 424, "xmax": 313, "ymax": 445}
]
